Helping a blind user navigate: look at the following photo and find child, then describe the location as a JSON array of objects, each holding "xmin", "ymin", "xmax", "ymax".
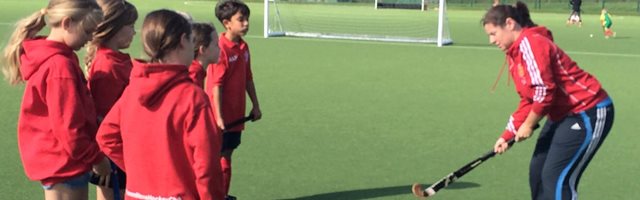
[
  {"xmin": 1, "ymin": 0, "xmax": 110, "ymax": 199},
  {"xmin": 483, "ymin": 2, "xmax": 615, "ymax": 199},
  {"xmin": 600, "ymin": 8, "xmax": 615, "ymax": 38},
  {"xmin": 190, "ymin": 23, "xmax": 219, "ymax": 88},
  {"xmin": 96, "ymin": 9, "xmax": 224, "ymax": 200},
  {"xmin": 207, "ymin": 0, "xmax": 263, "ymax": 199},
  {"xmin": 84, "ymin": 0, "xmax": 138, "ymax": 199}
]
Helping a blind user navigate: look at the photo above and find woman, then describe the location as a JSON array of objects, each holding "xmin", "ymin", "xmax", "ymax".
[{"xmin": 483, "ymin": 2, "xmax": 615, "ymax": 200}]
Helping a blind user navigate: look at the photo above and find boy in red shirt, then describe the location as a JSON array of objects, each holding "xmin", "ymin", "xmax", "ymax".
[
  {"xmin": 207, "ymin": 1, "xmax": 263, "ymax": 199},
  {"xmin": 96, "ymin": 9, "xmax": 224, "ymax": 200},
  {"xmin": 190, "ymin": 23, "xmax": 220, "ymax": 89},
  {"xmin": 1, "ymin": 1, "xmax": 110, "ymax": 199}
]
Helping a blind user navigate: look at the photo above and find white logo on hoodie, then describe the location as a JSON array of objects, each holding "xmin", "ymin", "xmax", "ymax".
[{"xmin": 229, "ymin": 55, "xmax": 238, "ymax": 62}]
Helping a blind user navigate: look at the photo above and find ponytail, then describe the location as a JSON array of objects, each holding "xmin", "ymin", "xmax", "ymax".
[
  {"xmin": 514, "ymin": 1, "xmax": 536, "ymax": 27},
  {"xmin": 2, "ymin": 10, "xmax": 47, "ymax": 84},
  {"xmin": 3, "ymin": 0, "xmax": 102, "ymax": 85},
  {"xmin": 141, "ymin": 9, "xmax": 192, "ymax": 63},
  {"xmin": 482, "ymin": 1, "xmax": 536, "ymax": 28}
]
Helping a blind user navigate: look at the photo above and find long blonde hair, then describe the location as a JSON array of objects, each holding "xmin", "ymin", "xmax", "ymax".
[
  {"xmin": 85, "ymin": 0, "xmax": 138, "ymax": 69},
  {"xmin": 2, "ymin": 0, "xmax": 102, "ymax": 84}
]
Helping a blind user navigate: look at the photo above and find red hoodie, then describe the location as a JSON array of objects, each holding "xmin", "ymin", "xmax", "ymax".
[
  {"xmin": 500, "ymin": 27, "xmax": 608, "ymax": 141},
  {"xmin": 87, "ymin": 46, "xmax": 133, "ymax": 118},
  {"xmin": 96, "ymin": 59, "xmax": 224, "ymax": 200},
  {"xmin": 189, "ymin": 60, "xmax": 205, "ymax": 89},
  {"xmin": 18, "ymin": 37, "xmax": 103, "ymax": 186}
]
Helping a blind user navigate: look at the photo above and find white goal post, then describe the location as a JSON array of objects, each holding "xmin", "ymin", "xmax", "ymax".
[{"xmin": 263, "ymin": 0, "xmax": 452, "ymax": 47}]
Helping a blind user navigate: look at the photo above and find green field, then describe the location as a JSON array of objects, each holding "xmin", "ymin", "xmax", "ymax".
[{"xmin": 1, "ymin": 0, "xmax": 639, "ymax": 199}]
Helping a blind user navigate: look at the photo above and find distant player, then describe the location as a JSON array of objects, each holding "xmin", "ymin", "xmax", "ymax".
[
  {"xmin": 96, "ymin": 9, "xmax": 224, "ymax": 200},
  {"xmin": 85, "ymin": 0, "xmax": 138, "ymax": 198},
  {"xmin": 600, "ymin": 8, "xmax": 615, "ymax": 38},
  {"xmin": 1, "ymin": 0, "xmax": 110, "ymax": 199},
  {"xmin": 190, "ymin": 23, "xmax": 220, "ymax": 88},
  {"xmin": 207, "ymin": 0, "xmax": 263, "ymax": 199},
  {"xmin": 566, "ymin": 0, "xmax": 582, "ymax": 26},
  {"xmin": 483, "ymin": 1, "xmax": 615, "ymax": 199}
]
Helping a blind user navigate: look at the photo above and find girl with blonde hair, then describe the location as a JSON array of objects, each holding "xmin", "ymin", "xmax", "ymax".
[{"xmin": 1, "ymin": 0, "xmax": 111, "ymax": 199}]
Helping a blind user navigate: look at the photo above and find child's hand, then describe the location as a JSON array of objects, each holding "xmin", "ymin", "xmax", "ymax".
[
  {"xmin": 92, "ymin": 157, "xmax": 112, "ymax": 185},
  {"xmin": 216, "ymin": 119, "xmax": 226, "ymax": 131},
  {"xmin": 251, "ymin": 107, "xmax": 262, "ymax": 121}
]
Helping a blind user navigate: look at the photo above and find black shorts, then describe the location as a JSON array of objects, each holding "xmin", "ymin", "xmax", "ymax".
[
  {"xmin": 222, "ymin": 131, "xmax": 242, "ymax": 151},
  {"xmin": 89, "ymin": 160, "xmax": 126, "ymax": 189}
]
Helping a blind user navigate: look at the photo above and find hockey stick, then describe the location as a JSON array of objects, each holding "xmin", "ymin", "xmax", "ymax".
[
  {"xmin": 412, "ymin": 125, "xmax": 539, "ymax": 198},
  {"xmin": 224, "ymin": 115, "xmax": 254, "ymax": 130}
]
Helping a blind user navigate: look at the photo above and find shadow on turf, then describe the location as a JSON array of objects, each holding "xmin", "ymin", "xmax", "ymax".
[{"xmin": 280, "ymin": 182, "xmax": 480, "ymax": 200}]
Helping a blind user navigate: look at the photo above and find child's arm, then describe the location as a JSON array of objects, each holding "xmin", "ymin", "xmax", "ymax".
[
  {"xmin": 246, "ymin": 80, "xmax": 261, "ymax": 121},
  {"xmin": 46, "ymin": 63, "xmax": 108, "ymax": 172},
  {"xmin": 211, "ymin": 86, "xmax": 226, "ymax": 130},
  {"xmin": 95, "ymin": 100, "xmax": 125, "ymax": 171},
  {"xmin": 187, "ymin": 102, "xmax": 225, "ymax": 200}
]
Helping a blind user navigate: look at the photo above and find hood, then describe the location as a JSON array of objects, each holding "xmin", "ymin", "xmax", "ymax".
[
  {"xmin": 20, "ymin": 37, "xmax": 75, "ymax": 81},
  {"xmin": 129, "ymin": 59, "xmax": 191, "ymax": 107},
  {"xmin": 97, "ymin": 46, "xmax": 131, "ymax": 64},
  {"xmin": 507, "ymin": 26, "xmax": 554, "ymax": 55},
  {"xmin": 527, "ymin": 26, "xmax": 554, "ymax": 41}
]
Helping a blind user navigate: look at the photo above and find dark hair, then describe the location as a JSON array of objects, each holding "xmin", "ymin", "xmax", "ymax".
[
  {"xmin": 192, "ymin": 23, "xmax": 217, "ymax": 58},
  {"xmin": 482, "ymin": 1, "xmax": 536, "ymax": 28},
  {"xmin": 85, "ymin": 0, "xmax": 138, "ymax": 67},
  {"xmin": 141, "ymin": 9, "xmax": 192, "ymax": 62},
  {"xmin": 215, "ymin": 0, "xmax": 250, "ymax": 23}
]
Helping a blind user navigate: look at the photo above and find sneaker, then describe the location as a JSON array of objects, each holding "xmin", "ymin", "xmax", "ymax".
[{"xmin": 225, "ymin": 195, "xmax": 237, "ymax": 200}]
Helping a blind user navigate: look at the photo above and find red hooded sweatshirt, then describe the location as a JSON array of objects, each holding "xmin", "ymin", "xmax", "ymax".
[
  {"xmin": 87, "ymin": 46, "xmax": 133, "ymax": 119},
  {"xmin": 96, "ymin": 59, "xmax": 224, "ymax": 200},
  {"xmin": 500, "ymin": 27, "xmax": 608, "ymax": 141},
  {"xmin": 18, "ymin": 37, "xmax": 103, "ymax": 186},
  {"xmin": 188, "ymin": 60, "xmax": 206, "ymax": 89}
]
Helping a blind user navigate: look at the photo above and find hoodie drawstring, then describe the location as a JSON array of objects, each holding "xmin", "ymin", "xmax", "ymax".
[{"xmin": 490, "ymin": 57, "xmax": 509, "ymax": 93}]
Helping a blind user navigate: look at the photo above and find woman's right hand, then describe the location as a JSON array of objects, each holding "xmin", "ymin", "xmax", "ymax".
[{"xmin": 494, "ymin": 138, "xmax": 509, "ymax": 154}]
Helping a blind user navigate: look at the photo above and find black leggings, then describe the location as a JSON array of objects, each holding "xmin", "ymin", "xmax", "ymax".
[{"xmin": 529, "ymin": 98, "xmax": 614, "ymax": 200}]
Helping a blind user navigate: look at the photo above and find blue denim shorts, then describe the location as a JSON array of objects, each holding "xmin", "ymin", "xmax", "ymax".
[{"xmin": 41, "ymin": 172, "xmax": 91, "ymax": 190}]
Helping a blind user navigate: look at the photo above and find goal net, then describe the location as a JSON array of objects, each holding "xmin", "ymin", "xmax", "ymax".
[{"xmin": 263, "ymin": 0, "xmax": 453, "ymax": 46}]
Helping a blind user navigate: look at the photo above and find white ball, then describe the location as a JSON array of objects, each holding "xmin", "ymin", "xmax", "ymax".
[{"xmin": 589, "ymin": 34, "xmax": 594, "ymax": 38}]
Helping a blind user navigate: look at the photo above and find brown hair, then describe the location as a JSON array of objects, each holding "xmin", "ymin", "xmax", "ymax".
[
  {"xmin": 2, "ymin": 0, "xmax": 102, "ymax": 84},
  {"xmin": 141, "ymin": 9, "xmax": 192, "ymax": 62},
  {"xmin": 191, "ymin": 23, "xmax": 217, "ymax": 58},
  {"xmin": 482, "ymin": 1, "xmax": 536, "ymax": 28},
  {"xmin": 85, "ymin": 0, "xmax": 138, "ymax": 68}
]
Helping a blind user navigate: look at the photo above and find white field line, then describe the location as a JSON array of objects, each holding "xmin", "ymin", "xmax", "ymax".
[
  {"xmin": 252, "ymin": 35, "xmax": 640, "ymax": 58},
  {"xmin": 1, "ymin": 22, "xmax": 634, "ymax": 58}
]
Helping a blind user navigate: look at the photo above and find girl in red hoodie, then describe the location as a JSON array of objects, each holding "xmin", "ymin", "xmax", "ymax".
[
  {"xmin": 96, "ymin": 9, "xmax": 225, "ymax": 200},
  {"xmin": 189, "ymin": 22, "xmax": 220, "ymax": 89},
  {"xmin": 85, "ymin": 0, "xmax": 138, "ymax": 199},
  {"xmin": 1, "ymin": 0, "xmax": 111, "ymax": 199},
  {"xmin": 483, "ymin": 2, "xmax": 614, "ymax": 199}
]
